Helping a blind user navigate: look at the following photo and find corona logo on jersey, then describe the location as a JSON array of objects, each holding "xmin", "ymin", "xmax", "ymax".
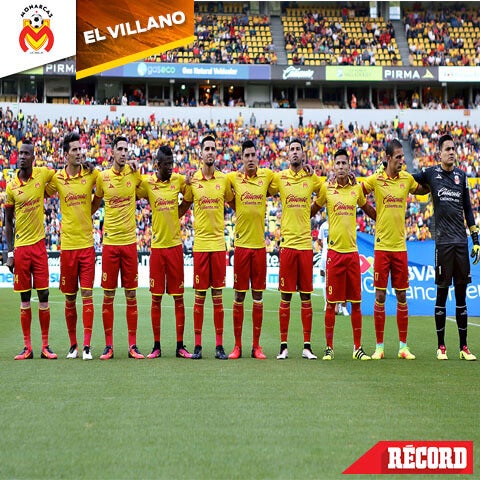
[
  {"xmin": 344, "ymin": 441, "xmax": 473, "ymax": 475},
  {"xmin": 19, "ymin": 8, "xmax": 54, "ymax": 53}
]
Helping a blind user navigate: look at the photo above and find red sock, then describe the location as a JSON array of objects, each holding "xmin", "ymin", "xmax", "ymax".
[
  {"xmin": 325, "ymin": 302, "xmax": 336, "ymax": 349},
  {"xmin": 351, "ymin": 302, "xmax": 362, "ymax": 350},
  {"xmin": 65, "ymin": 300, "xmax": 77, "ymax": 347},
  {"xmin": 38, "ymin": 304, "xmax": 50, "ymax": 348},
  {"xmin": 252, "ymin": 300, "xmax": 263, "ymax": 348},
  {"xmin": 279, "ymin": 300, "xmax": 290, "ymax": 343},
  {"xmin": 174, "ymin": 296, "xmax": 185, "ymax": 343},
  {"xmin": 232, "ymin": 300, "xmax": 244, "ymax": 347},
  {"xmin": 194, "ymin": 294, "xmax": 205, "ymax": 346},
  {"xmin": 397, "ymin": 301, "xmax": 409, "ymax": 344},
  {"xmin": 126, "ymin": 297, "xmax": 138, "ymax": 347},
  {"xmin": 102, "ymin": 295, "xmax": 114, "ymax": 346},
  {"xmin": 301, "ymin": 299, "xmax": 312, "ymax": 344},
  {"xmin": 82, "ymin": 296, "xmax": 94, "ymax": 347},
  {"xmin": 374, "ymin": 301, "xmax": 385, "ymax": 344},
  {"xmin": 151, "ymin": 296, "xmax": 162, "ymax": 343},
  {"xmin": 20, "ymin": 306, "xmax": 32, "ymax": 349},
  {"xmin": 212, "ymin": 294, "xmax": 224, "ymax": 346}
]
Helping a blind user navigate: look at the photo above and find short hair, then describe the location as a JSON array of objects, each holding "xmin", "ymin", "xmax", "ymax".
[
  {"xmin": 112, "ymin": 136, "xmax": 128, "ymax": 149},
  {"xmin": 63, "ymin": 132, "xmax": 80, "ymax": 153},
  {"xmin": 156, "ymin": 145, "xmax": 173, "ymax": 162},
  {"xmin": 288, "ymin": 137, "xmax": 303, "ymax": 148},
  {"xmin": 439, "ymin": 134, "xmax": 454, "ymax": 151},
  {"xmin": 385, "ymin": 139, "xmax": 403, "ymax": 158},
  {"xmin": 201, "ymin": 135, "xmax": 216, "ymax": 149},
  {"xmin": 242, "ymin": 140, "xmax": 255, "ymax": 153},
  {"xmin": 334, "ymin": 148, "xmax": 349, "ymax": 160}
]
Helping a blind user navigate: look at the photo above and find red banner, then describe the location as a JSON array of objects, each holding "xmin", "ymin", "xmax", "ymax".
[{"xmin": 344, "ymin": 441, "xmax": 473, "ymax": 475}]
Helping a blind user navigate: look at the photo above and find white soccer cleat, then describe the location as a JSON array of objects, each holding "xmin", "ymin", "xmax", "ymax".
[
  {"xmin": 302, "ymin": 348, "xmax": 318, "ymax": 360},
  {"xmin": 66, "ymin": 345, "xmax": 78, "ymax": 359},
  {"xmin": 82, "ymin": 346, "xmax": 93, "ymax": 361},
  {"xmin": 341, "ymin": 305, "xmax": 350, "ymax": 316},
  {"xmin": 276, "ymin": 347, "xmax": 288, "ymax": 360}
]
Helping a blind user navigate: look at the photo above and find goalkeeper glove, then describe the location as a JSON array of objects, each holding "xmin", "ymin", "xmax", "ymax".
[{"xmin": 471, "ymin": 227, "xmax": 480, "ymax": 265}]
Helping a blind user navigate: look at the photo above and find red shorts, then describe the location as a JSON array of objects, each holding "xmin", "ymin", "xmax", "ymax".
[
  {"xmin": 233, "ymin": 246, "xmax": 266, "ymax": 292},
  {"xmin": 60, "ymin": 247, "xmax": 95, "ymax": 295},
  {"xmin": 13, "ymin": 239, "xmax": 49, "ymax": 292},
  {"xmin": 326, "ymin": 250, "xmax": 361, "ymax": 303},
  {"xmin": 374, "ymin": 250, "xmax": 409, "ymax": 290},
  {"xmin": 279, "ymin": 247, "xmax": 313, "ymax": 294},
  {"xmin": 101, "ymin": 243, "xmax": 138, "ymax": 290},
  {"xmin": 150, "ymin": 245, "xmax": 184, "ymax": 296},
  {"xmin": 193, "ymin": 251, "xmax": 226, "ymax": 290}
]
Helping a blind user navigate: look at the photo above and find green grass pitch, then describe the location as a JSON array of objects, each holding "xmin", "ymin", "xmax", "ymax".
[{"xmin": 0, "ymin": 287, "xmax": 479, "ymax": 479}]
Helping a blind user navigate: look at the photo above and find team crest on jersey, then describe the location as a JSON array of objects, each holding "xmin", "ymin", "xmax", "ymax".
[
  {"xmin": 258, "ymin": 180, "xmax": 263, "ymax": 186},
  {"xmin": 303, "ymin": 182, "xmax": 308, "ymax": 188},
  {"xmin": 81, "ymin": 179, "xmax": 86, "ymax": 184},
  {"xmin": 126, "ymin": 181, "xmax": 131, "ymax": 187},
  {"xmin": 351, "ymin": 190, "xmax": 357, "ymax": 197},
  {"xmin": 35, "ymin": 182, "xmax": 40, "ymax": 188},
  {"xmin": 216, "ymin": 184, "xmax": 220, "ymax": 190},
  {"xmin": 399, "ymin": 183, "xmax": 405, "ymax": 189},
  {"xmin": 19, "ymin": 6, "xmax": 54, "ymax": 53},
  {"xmin": 454, "ymin": 175, "xmax": 460, "ymax": 185}
]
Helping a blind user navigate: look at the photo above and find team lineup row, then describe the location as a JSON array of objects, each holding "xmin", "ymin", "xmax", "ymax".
[{"xmin": 5, "ymin": 132, "xmax": 480, "ymax": 361}]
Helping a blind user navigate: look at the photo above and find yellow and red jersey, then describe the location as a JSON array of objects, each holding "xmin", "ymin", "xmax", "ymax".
[
  {"xmin": 183, "ymin": 169, "xmax": 234, "ymax": 252},
  {"xmin": 137, "ymin": 173, "xmax": 186, "ymax": 249},
  {"xmin": 227, "ymin": 168, "xmax": 274, "ymax": 249},
  {"xmin": 46, "ymin": 166, "xmax": 98, "ymax": 250},
  {"xmin": 362, "ymin": 170, "xmax": 418, "ymax": 251},
  {"xmin": 270, "ymin": 169, "xmax": 322, "ymax": 250},
  {"xmin": 95, "ymin": 164, "xmax": 141, "ymax": 246},
  {"xmin": 5, "ymin": 167, "xmax": 54, "ymax": 247},
  {"xmin": 316, "ymin": 180, "xmax": 366, "ymax": 253}
]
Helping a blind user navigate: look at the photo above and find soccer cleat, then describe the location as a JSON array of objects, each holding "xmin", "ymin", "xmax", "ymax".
[
  {"xmin": 41, "ymin": 346, "xmax": 58, "ymax": 359},
  {"xmin": 176, "ymin": 345, "xmax": 192, "ymax": 359},
  {"xmin": 436, "ymin": 345, "xmax": 448, "ymax": 360},
  {"xmin": 99, "ymin": 345, "xmax": 114, "ymax": 360},
  {"xmin": 128, "ymin": 345, "xmax": 145, "ymax": 359},
  {"xmin": 398, "ymin": 346, "xmax": 416, "ymax": 360},
  {"xmin": 302, "ymin": 348, "xmax": 318, "ymax": 360},
  {"xmin": 276, "ymin": 344, "xmax": 288, "ymax": 360},
  {"xmin": 251, "ymin": 345, "xmax": 267, "ymax": 360},
  {"xmin": 191, "ymin": 345, "xmax": 202, "ymax": 360},
  {"xmin": 322, "ymin": 346, "xmax": 334, "ymax": 361},
  {"xmin": 228, "ymin": 345, "xmax": 242, "ymax": 359},
  {"xmin": 14, "ymin": 346, "xmax": 33, "ymax": 360},
  {"xmin": 460, "ymin": 346, "xmax": 477, "ymax": 361},
  {"xmin": 82, "ymin": 346, "xmax": 93, "ymax": 361},
  {"xmin": 353, "ymin": 346, "xmax": 371, "ymax": 360},
  {"xmin": 66, "ymin": 344, "xmax": 78, "ymax": 359},
  {"xmin": 215, "ymin": 345, "xmax": 228, "ymax": 360},
  {"xmin": 372, "ymin": 346, "xmax": 385, "ymax": 360},
  {"xmin": 341, "ymin": 305, "xmax": 350, "ymax": 316},
  {"xmin": 147, "ymin": 347, "xmax": 162, "ymax": 359}
]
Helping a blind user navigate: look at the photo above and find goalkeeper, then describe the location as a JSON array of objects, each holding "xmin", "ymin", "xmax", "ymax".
[{"xmin": 414, "ymin": 134, "xmax": 479, "ymax": 361}]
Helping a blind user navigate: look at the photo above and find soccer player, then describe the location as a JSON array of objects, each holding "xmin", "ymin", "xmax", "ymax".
[
  {"xmin": 136, "ymin": 145, "xmax": 192, "ymax": 359},
  {"xmin": 45, "ymin": 132, "xmax": 98, "ymax": 360},
  {"xmin": 269, "ymin": 138, "xmax": 322, "ymax": 360},
  {"xmin": 226, "ymin": 140, "xmax": 273, "ymax": 360},
  {"xmin": 413, "ymin": 133, "xmax": 480, "ymax": 361},
  {"xmin": 312, "ymin": 149, "xmax": 376, "ymax": 360},
  {"xmin": 180, "ymin": 135, "xmax": 234, "ymax": 360},
  {"xmin": 92, "ymin": 136, "xmax": 144, "ymax": 360},
  {"xmin": 362, "ymin": 139, "xmax": 426, "ymax": 360},
  {"xmin": 5, "ymin": 140, "xmax": 57, "ymax": 360}
]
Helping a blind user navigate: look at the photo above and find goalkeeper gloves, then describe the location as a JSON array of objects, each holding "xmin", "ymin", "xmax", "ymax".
[{"xmin": 471, "ymin": 227, "xmax": 480, "ymax": 265}]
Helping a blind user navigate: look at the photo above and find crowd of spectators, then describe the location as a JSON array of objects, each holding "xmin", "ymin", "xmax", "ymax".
[
  {"xmin": 145, "ymin": 14, "xmax": 277, "ymax": 65},
  {"xmin": 0, "ymin": 113, "xmax": 479, "ymax": 255}
]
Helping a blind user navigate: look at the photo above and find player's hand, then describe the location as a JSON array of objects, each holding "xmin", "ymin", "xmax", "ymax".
[
  {"xmin": 6, "ymin": 257, "xmax": 14, "ymax": 273},
  {"xmin": 185, "ymin": 170, "xmax": 193, "ymax": 185},
  {"xmin": 471, "ymin": 245, "xmax": 480, "ymax": 265},
  {"xmin": 303, "ymin": 164, "xmax": 314, "ymax": 176},
  {"xmin": 128, "ymin": 159, "xmax": 139, "ymax": 172}
]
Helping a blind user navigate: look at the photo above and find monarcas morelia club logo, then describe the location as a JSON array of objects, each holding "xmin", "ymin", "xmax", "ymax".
[{"xmin": 19, "ymin": 6, "xmax": 54, "ymax": 53}]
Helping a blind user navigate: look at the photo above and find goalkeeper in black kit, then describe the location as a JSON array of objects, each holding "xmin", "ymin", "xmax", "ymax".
[{"xmin": 414, "ymin": 134, "xmax": 480, "ymax": 361}]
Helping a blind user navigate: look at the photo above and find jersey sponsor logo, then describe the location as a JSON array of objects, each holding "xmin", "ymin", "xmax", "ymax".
[
  {"xmin": 333, "ymin": 201, "xmax": 355, "ymax": 215},
  {"xmin": 437, "ymin": 187, "xmax": 461, "ymax": 200},
  {"xmin": 65, "ymin": 192, "xmax": 87, "ymax": 204},
  {"xmin": 285, "ymin": 194, "xmax": 307, "ymax": 207},
  {"xmin": 198, "ymin": 196, "xmax": 220, "ymax": 208},
  {"xmin": 383, "ymin": 194, "xmax": 403, "ymax": 208},
  {"xmin": 108, "ymin": 196, "xmax": 131, "ymax": 208},
  {"xmin": 435, "ymin": 174, "xmax": 442, "ymax": 179},
  {"xmin": 240, "ymin": 191, "xmax": 264, "ymax": 204},
  {"xmin": 154, "ymin": 197, "xmax": 176, "ymax": 209}
]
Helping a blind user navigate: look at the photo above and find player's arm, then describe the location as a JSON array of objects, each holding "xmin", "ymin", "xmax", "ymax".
[
  {"xmin": 178, "ymin": 199, "xmax": 192, "ymax": 218},
  {"xmin": 5, "ymin": 205, "xmax": 15, "ymax": 273},
  {"xmin": 311, "ymin": 183, "xmax": 326, "ymax": 217},
  {"xmin": 91, "ymin": 195, "xmax": 102, "ymax": 215},
  {"xmin": 310, "ymin": 201, "xmax": 322, "ymax": 217},
  {"xmin": 361, "ymin": 202, "xmax": 376, "ymax": 221},
  {"xmin": 412, "ymin": 170, "xmax": 430, "ymax": 195},
  {"xmin": 463, "ymin": 180, "xmax": 480, "ymax": 265}
]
